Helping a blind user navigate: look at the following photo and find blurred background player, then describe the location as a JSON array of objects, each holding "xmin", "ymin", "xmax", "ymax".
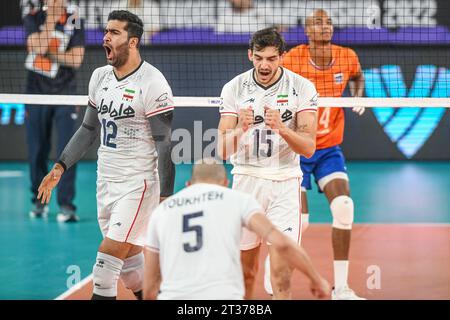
[
  {"xmin": 104, "ymin": 0, "xmax": 161, "ymax": 45},
  {"xmin": 274, "ymin": 8, "xmax": 366, "ymax": 300},
  {"xmin": 23, "ymin": 0, "xmax": 85, "ymax": 222},
  {"xmin": 217, "ymin": 28, "xmax": 318, "ymax": 299},
  {"xmin": 142, "ymin": 159, "xmax": 330, "ymax": 300},
  {"xmin": 37, "ymin": 10, "xmax": 175, "ymax": 300}
]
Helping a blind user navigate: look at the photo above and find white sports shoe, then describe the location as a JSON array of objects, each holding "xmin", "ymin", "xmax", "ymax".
[
  {"xmin": 263, "ymin": 255, "xmax": 273, "ymax": 295},
  {"xmin": 332, "ymin": 286, "xmax": 366, "ymax": 300},
  {"xmin": 29, "ymin": 203, "xmax": 49, "ymax": 219},
  {"xmin": 56, "ymin": 206, "xmax": 80, "ymax": 223}
]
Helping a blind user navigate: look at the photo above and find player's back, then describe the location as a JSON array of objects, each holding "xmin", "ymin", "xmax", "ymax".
[{"xmin": 148, "ymin": 183, "xmax": 260, "ymax": 299}]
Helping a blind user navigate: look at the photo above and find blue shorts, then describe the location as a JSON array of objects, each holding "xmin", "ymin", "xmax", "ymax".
[{"xmin": 300, "ymin": 145, "xmax": 348, "ymax": 192}]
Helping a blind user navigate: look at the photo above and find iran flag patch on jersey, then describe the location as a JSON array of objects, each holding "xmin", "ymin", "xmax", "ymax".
[{"xmin": 122, "ymin": 88, "xmax": 135, "ymax": 102}]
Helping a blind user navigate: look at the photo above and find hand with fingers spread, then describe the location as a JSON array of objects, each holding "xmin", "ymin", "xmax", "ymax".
[
  {"xmin": 37, "ymin": 163, "xmax": 65, "ymax": 204},
  {"xmin": 352, "ymin": 106, "xmax": 365, "ymax": 116},
  {"xmin": 310, "ymin": 276, "xmax": 331, "ymax": 299},
  {"xmin": 264, "ymin": 106, "xmax": 284, "ymax": 131},
  {"xmin": 236, "ymin": 106, "xmax": 254, "ymax": 132}
]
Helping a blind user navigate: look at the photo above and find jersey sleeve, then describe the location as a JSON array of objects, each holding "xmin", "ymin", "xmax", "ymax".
[
  {"xmin": 219, "ymin": 80, "xmax": 238, "ymax": 117},
  {"xmin": 145, "ymin": 207, "xmax": 161, "ymax": 252},
  {"xmin": 240, "ymin": 193, "xmax": 264, "ymax": 227},
  {"xmin": 143, "ymin": 75, "xmax": 175, "ymax": 118},
  {"xmin": 67, "ymin": 18, "xmax": 85, "ymax": 49},
  {"xmin": 296, "ymin": 79, "xmax": 318, "ymax": 113},
  {"xmin": 347, "ymin": 48, "xmax": 362, "ymax": 78},
  {"xmin": 87, "ymin": 68, "xmax": 100, "ymax": 109}
]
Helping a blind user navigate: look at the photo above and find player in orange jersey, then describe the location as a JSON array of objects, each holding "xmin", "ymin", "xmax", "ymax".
[{"xmin": 265, "ymin": 9, "xmax": 366, "ymax": 300}]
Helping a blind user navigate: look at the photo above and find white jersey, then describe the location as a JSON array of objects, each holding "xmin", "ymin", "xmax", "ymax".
[
  {"xmin": 88, "ymin": 61, "xmax": 174, "ymax": 181},
  {"xmin": 145, "ymin": 183, "xmax": 262, "ymax": 300},
  {"xmin": 220, "ymin": 67, "xmax": 318, "ymax": 180}
]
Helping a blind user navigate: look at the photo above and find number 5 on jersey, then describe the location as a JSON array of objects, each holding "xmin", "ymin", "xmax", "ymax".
[{"xmin": 183, "ymin": 211, "xmax": 203, "ymax": 252}]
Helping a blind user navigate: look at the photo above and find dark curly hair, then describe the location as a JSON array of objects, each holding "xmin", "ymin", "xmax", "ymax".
[
  {"xmin": 107, "ymin": 10, "xmax": 144, "ymax": 44},
  {"xmin": 249, "ymin": 27, "xmax": 286, "ymax": 54}
]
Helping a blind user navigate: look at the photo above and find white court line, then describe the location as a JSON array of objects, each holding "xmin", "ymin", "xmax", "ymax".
[
  {"xmin": 360, "ymin": 222, "xmax": 450, "ymax": 227},
  {"xmin": 54, "ymin": 274, "xmax": 93, "ymax": 300},
  {"xmin": 312, "ymin": 222, "xmax": 450, "ymax": 227},
  {"xmin": 0, "ymin": 171, "xmax": 23, "ymax": 178}
]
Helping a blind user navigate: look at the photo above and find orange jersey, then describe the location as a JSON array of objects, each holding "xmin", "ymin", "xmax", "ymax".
[{"xmin": 283, "ymin": 44, "xmax": 361, "ymax": 149}]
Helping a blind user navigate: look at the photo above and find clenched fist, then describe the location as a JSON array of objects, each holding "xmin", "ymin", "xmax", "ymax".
[
  {"xmin": 237, "ymin": 106, "xmax": 254, "ymax": 132},
  {"xmin": 264, "ymin": 106, "xmax": 284, "ymax": 131}
]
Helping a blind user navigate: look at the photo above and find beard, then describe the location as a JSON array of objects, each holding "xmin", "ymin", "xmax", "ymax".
[{"xmin": 108, "ymin": 41, "xmax": 130, "ymax": 68}]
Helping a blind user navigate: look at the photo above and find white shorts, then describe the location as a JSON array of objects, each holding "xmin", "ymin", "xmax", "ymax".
[
  {"xmin": 232, "ymin": 174, "xmax": 302, "ymax": 250},
  {"xmin": 97, "ymin": 178, "xmax": 160, "ymax": 246}
]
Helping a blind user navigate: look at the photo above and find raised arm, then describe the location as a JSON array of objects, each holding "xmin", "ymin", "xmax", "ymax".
[
  {"xmin": 26, "ymin": 0, "xmax": 65, "ymax": 55},
  {"xmin": 48, "ymin": 46, "xmax": 85, "ymax": 69}
]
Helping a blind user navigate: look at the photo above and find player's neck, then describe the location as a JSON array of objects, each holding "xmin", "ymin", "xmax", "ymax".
[
  {"xmin": 114, "ymin": 53, "xmax": 142, "ymax": 80},
  {"xmin": 308, "ymin": 42, "xmax": 333, "ymax": 67}
]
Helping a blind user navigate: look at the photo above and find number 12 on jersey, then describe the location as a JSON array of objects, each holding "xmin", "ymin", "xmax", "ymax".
[{"xmin": 101, "ymin": 118, "xmax": 117, "ymax": 148}]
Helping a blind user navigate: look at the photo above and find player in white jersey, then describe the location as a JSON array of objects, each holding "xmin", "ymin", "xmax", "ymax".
[
  {"xmin": 37, "ymin": 10, "xmax": 175, "ymax": 300},
  {"xmin": 142, "ymin": 159, "xmax": 330, "ymax": 300},
  {"xmin": 217, "ymin": 28, "xmax": 318, "ymax": 299}
]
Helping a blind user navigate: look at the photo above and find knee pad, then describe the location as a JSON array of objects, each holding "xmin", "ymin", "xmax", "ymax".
[
  {"xmin": 121, "ymin": 252, "xmax": 144, "ymax": 293},
  {"xmin": 92, "ymin": 252, "xmax": 124, "ymax": 298},
  {"xmin": 330, "ymin": 195, "xmax": 354, "ymax": 230}
]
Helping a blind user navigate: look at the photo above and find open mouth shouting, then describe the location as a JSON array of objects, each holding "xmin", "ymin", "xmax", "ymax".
[
  {"xmin": 103, "ymin": 43, "xmax": 113, "ymax": 61},
  {"xmin": 258, "ymin": 69, "xmax": 272, "ymax": 82}
]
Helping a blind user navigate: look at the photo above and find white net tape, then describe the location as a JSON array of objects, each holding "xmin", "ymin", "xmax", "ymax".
[{"xmin": 0, "ymin": 94, "xmax": 449, "ymax": 107}]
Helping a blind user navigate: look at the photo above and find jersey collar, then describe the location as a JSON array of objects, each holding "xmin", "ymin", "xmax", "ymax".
[{"xmin": 113, "ymin": 60, "xmax": 144, "ymax": 82}]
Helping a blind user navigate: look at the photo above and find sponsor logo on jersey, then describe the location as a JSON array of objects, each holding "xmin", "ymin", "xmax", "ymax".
[
  {"xmin": 254, "ymin": 109, "xmax": 293, "ymax": 124},
  {"xmin": 98, "ymin": 99, "xmax": 136, "ymax": 120},
  {"xmin": 156, "ymin": 93, "xmax": 168, "ymax": 102},
  {"xmin": 310, "ymin": 93, "xmax": 318, "ymax": 107},
  {"xmin": 334, "ymin": 73, "xmax": 344, "ymax": 84}
]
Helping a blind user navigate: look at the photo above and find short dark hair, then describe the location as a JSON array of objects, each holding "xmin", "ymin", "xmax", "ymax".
[
  {"xmin": 107, "ymin": 10, "xmax": 144, "ymax": 43},
  {"xmin": 249, "ymin": 28, "xmax": 286, "ymax": 54}
]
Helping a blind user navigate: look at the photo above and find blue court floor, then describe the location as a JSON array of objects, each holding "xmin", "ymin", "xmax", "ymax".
[{"xmin": 0, "ymin": 161, "xmax": 449, "ymax": 299}]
